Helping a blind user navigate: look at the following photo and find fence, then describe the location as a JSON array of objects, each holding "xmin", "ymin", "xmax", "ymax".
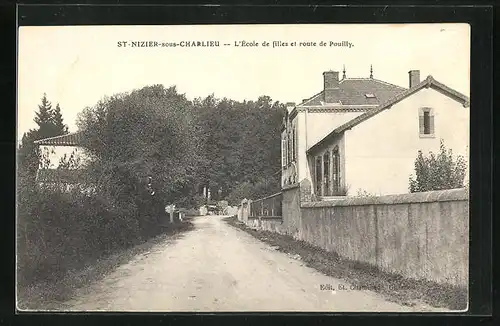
[{"xmin": 249, "ymin": 192, "xmax": 283, "ymax": 218}]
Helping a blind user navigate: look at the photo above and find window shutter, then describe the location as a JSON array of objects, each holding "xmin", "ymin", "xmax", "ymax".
[
  {"xmin": 293, "ymin": 126, "xmax": 298, "ymax": 161},
  {"xmin": 295, "ymin": 127, "xmax": 299, "ymax": 161},
  {"xmin": 285, "ymin": 136, "xmax": 288, "ymax": 166},
  {"xmin": 430, "ymin": 115, "xmax": 435, "ymax": 134},
  {"xmin": 419, "ymin": 115, "xmax": 424, "ymax": 134},
  {"xmin": 282, "ymin": 137, "xmax": 286, "ymax": 167},
  {"xmin": 286, "ymin": 130, "xmax": 292, "ymax": 165}
]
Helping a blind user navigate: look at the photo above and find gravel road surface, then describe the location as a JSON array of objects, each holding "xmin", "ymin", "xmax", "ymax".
[{"xmin": 61, "ymin": 215, "xmax": 442, "ymax": 312}]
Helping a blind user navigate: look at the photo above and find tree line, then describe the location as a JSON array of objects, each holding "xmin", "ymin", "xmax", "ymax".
[
  {"xmin": 19, "ymin": 86, "xmax": 285, "ymax": 206},
  {"xmin": 16, "ymin": 86, "xmax": 285, "ymax": 291},
  {"xmin": 18, "ymin": 94, "xmax": 68, "ymax": 178}
]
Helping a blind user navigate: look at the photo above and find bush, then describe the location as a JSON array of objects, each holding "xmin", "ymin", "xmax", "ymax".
[
  {"xmin": 16, "ymin": 171, "xmax": 169, "ymax": 287},
  {"xmin": 225, "ymin": 175, "xmax": 280, "ymax": 205},
  {"xmin": 409, "ymin": 139, "xmax": 467, "ymax": 192},
  {"xmin": 355, "ymin": 189, "xmax": 375, "ymax": 197}
]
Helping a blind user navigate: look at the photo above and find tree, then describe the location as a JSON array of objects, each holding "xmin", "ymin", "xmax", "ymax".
[
  {"xmin": 409, "ymin": 139, "xmax": 468, "ymax": 192},
  {"xmin": 34, "ymin": 93, "xmax": 54, "ymax": 139},
  {"xmin": 51, "ymin": 103, "xmax": 69, "ymax": 135},
  {"xmin": 192, "ymin": 94, "xmax": 285, "ymax": 203},
  {"xmin": 18, "ymin": 94, "xmax": 70, "ymax": 181},
  {"xmin": 33, "ymin": 94, "xmax": 69, "ymax": 138},
  {"xmin": 76, "ymin": 84, "xmax": 204, "ymax": 227},
  {"xmin": 75, "ymin": 85, "xmax": 286, "ymax": 213},
  {"xmin": 17, "ymin": 130, "xmax": 41, "ymax": 180}
]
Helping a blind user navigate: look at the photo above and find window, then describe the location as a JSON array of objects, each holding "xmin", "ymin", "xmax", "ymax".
[
  {"xmin": 419, "ymin": 107, "xmax": 435, "ymax": 137},
  {"xmin": 323, "ymin": 152, "xmax": 330, "ymax": 196},
  {"xmin": 315, "ymin": 156, "xmax": 322, "ymax": 195},
  {"xmin": 285, "ymin": 124, "xmax": 297, "ymax": 163},
  {"xmin": 294, "ymin": 126, "xmax": 298, "ymax": 161},
  {"xmin": 423, "ymin": 112, "xmax": 431, "ymax": 134},
  {"xmin": 332, "ymin": 146, "xmax": 340, "ymax": 195},
  {"xmin": 282, "ymin": 134, "xmax": 287, "ymax": 167},
  {"xmin": 287, "ymin": 128, "xmax": 292, "ymax": 164},
  {"xmin": 293, "ymin": 126, "xmax": 299, "ymax": 162}
]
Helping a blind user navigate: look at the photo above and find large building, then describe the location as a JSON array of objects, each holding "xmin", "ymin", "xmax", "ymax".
[{"xmin": 282, "ymin": 67, "xmax": 469, "ymax": 197}]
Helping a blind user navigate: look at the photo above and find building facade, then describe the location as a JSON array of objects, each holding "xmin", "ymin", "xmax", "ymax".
[
  {"xmin": 282, "ymin": 68, "xmax": 470, "ymax": 197},
  {"xmin": 34, "ymin": 132, "xmax": 94, "ymax": 191}
]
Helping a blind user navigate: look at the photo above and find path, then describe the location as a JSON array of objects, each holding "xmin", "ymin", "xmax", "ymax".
[{"xmin": 60, "ymin": 215, "xmax": 441, "ymax": 312}]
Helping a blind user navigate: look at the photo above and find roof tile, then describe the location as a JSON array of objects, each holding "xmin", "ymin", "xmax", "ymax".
[
  {"xmin": 307, "ymin": 76, "xmax": 470, "ymax": 154},
  {"xmin": 301, "ymin": 78, "xmax": 406, "ymax": 106},
  {"xmin": 34, "ymin": 132, "xmax": 83, "ymax": 146}
]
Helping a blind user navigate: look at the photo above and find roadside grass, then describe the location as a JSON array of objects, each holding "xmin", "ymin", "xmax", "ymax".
[
  {"xmin": 17, "ymin": 220, "xmax": 195, "ymax": 311},
  {"xmin": 223, "ymin": 215, "xmax": 467, "ymax": 311}
]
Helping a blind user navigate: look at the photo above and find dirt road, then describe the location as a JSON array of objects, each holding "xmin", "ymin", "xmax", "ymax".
[{"xmin": 60, "ymin": 216, "xmax": 441, "ymax": 312}]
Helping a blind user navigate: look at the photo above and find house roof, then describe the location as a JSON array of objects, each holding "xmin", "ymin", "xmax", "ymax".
[
  {"xmin": 36, "ymin": 169, "xmax": 82, "ymax": 184},
  {"xmin": 300, "ymin": 78, "xmax": 407, "ymax": 107},
  {"xmin": 307, "ymin": 75, "xmax": 470, "ymax": 154},
  {"xmin": 34, "ymin": 132, "xmax": 83, "ymax": 146}
]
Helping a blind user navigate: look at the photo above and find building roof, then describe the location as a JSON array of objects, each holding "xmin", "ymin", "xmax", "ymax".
[
  {"xmin": 307, "ymin": 75, "xmax": 470, "ymax": 154},
  {"xmin": 36, "ymin": 168, "xmax": 83, "ymax": 184},
  {"xmin": 34, "ymin": 132, "xmax": 83, "ymax": 146},
  {"xmin": 300, "ymin": 78, "xmax": 407, "ymax": 107}
]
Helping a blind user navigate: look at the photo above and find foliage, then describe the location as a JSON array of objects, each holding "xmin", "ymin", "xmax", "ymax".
[
  {"xmin": 355, "ymin": 189, "xmax": 375, "ymax": 197},
  {"xmin": 52, "ymin": 103, "xmax": 69, "ymax": 135},
  {"xmin": 194, "ymin": 95, "xmax": 285, "ymax": 203},
  {"xmin": 16, "ymin": 179, "xmax": 149, "ymax": 286},
  {"xmin": 76, "ymin": 85, "xmax": 202, "ymax": 207},
  {"xmin": 33, "ymin": 93, "xmax": 69, "ymax": 139},
  {"xmin": 18, "ymin": 93, "xmax": 69, "ymax": 179},
  {"xmin": 17, "ymin": 130, "xmax": 41, "ymax": 182},
  {"xmin": 58, "ymin": 149, "xmax": 82, "ymax": 169},
  {"xmin": 409, "ymin": 139, "xmax": 468, "ymax": 192},
  {"xmin": 74, "ymin": 87, "xmax": 285, "ymax": 207},
  {"xmin": 17, "ymin": 84, "xmax": 286, "ymax": 287},
  {"xmin": 225, "ymin": 176, "xmax": 281, "ymax": 206},
  {"xmin": 331, "ymin": 184, "xmax": 349, "ymax": 196}
]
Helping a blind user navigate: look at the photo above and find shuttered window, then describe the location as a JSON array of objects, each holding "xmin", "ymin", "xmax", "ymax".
[
  {"xmin": 332, "ymin": 146, "xmax": 340, "ymax": 194},
  {"xmin": 323, "ymin": 152, "xmax": 330, "ymax": 196},
  {"xmin": 293, "ymin": 126, "xmax": 298, "ymax": 162},
  {"xmin": 287, "ymin": 129, "xmax": 291, "ymax": 164},
  {"xmin": 315, "ymin": 156, "xmax": 322, "ymax": 195},
  {"xmin": 419, "ymin": 107, "xmax": 435, "ymax": 136},
  {"xmin": 282, "ymin": 134, "xmax": 287, "ymax": 167}
]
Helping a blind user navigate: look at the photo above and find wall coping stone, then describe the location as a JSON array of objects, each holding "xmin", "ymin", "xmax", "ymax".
[
  {"xmin": 282, "ymin": 183, "xmax": 300, "ymax": 191},
  {"xmin": 302, "ymin": 188, "xmax": 468, "ymax": 207},
  {"xmin": 260, "ymin": 216, "xmax": 283, "ymax": 221},
  {"xmin": 252, "ymin": 191, "xmax": 282, "ymax": 202}
]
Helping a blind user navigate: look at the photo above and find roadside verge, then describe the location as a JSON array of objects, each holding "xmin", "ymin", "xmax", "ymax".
[
  {"xmin": 223, "ymin": 215, "xmax": 467, "ymax": 311},
  {"xmin": 17, "ymin": 220, "xmax": 195, "ymax": 311}
]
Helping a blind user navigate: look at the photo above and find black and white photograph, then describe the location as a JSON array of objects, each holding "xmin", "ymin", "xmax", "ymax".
[{"xmin": 16, "ymin": 23, "xmax": 470, "ymax": 312}]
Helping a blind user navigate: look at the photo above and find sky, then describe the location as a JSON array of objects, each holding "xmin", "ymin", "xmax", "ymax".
[{"xmin": 17, "ymin": 23, "xmax": 470, "ymax": 141}]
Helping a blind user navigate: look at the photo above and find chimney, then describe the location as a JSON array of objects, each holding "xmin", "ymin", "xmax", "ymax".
[
  {"xmin": 323, "ymin": 70, "xmax": 340, "ymax": 103},
  {"xmin": 408, "ymin": 70, "xmax": 420, "ymax": 88}
]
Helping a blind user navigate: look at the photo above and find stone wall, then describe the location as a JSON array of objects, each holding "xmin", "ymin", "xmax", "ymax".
[{"xmin": 236, "ymin": 181, "xmax": 469, "ymax": 288}]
